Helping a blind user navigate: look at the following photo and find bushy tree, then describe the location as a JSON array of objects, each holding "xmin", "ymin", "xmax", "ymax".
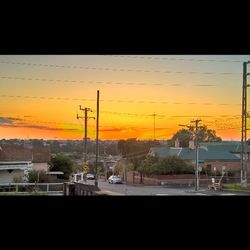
[
  {"xmin": 155, "ymin": 156, "xmax": 193, "ymax": 175},
  {"xmin": 49, "ymin": 153, "xmax": 74, "ymax": 180},
  {"xmin": 171, "ymin": 126, "xmax": 221, "ymax": 147},
  {"xmin": 28, "ymin": 170, "xmax": 50, "ymax": 183},
  {"xmin": 140, "ymin": 155, "xmax": 193, "ymax": 175},
  {"xmin": 172, "ymin": 129, "xmax": 193, "ymax": 147}
]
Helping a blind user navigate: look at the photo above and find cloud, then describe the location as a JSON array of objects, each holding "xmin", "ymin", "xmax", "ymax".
[
  {"xmin": 171, "ymin": 115, "xmax": 213, "ymax": 118},
  {"xmin": 0, "ymin": 123, "xmax": 78, "ymax": 131},
  {"xmin": 0, "ymin": 117, "xmax": 22, "ymax": 124},
  {"xmin": 99, "ymin": 128, "xmax": 123, "ymax": 132},
  {"xmin": 192, "ymin": 84, "xmax": 216, "ymax": 87}
]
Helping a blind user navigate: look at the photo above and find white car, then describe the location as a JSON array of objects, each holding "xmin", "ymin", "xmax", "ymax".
[
  {"xmin": 108, "ymin": 175, "xmax": 122, "ymax": 184},
  {"xmin": 86, "ymin": 173, "xmax": 95, "ymax": 180}
]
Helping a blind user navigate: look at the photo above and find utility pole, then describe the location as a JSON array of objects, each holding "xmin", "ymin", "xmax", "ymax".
[
  {"xmin": 95, "ymin": 90, "xmax": 100, "ymax": 187},
  {"xmin": 179, "ymin": 119, "xmax": 202, "ymax": 191},
  {"xmin": 241, "ymin": 61, "xmax": 250, "ymax": 186},
  {"xmin": 124, "ymin": 157, "xmax": 128, "ymax": 195},
  {"xmin": 77, "ymin": 106, "xmax": 95, "ymax": 165},
  {"xmin": 191, "ymin": 119, "xmax": 202, "ymax": 191},
  {"xmin": 151, "ymin": 112, "xmax": 157, "ymax": 140}
]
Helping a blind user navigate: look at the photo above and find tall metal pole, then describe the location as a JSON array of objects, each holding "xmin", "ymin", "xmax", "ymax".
[
  {"xmin": 153, "ymin": 112, "xmax": 156, "ymax": 140},
  {"xmin": 124, "ymin": 158, "xmax": 128, "ymax": 195},
  {"xmin": 241, "ymin": 62, "xmax": 249, "ymax": 185},
  {"xmin": 195, "ymin": 121, "xmax": 199, "ymax": 191},
  {"xmin": 84, "ymin": 108, "xmax": 88, "ymax": 163},
  {"xmin": 77, "ymin": 106, "xmax": 95, "ymax": 176},
  {"xmin": 151, "ymin": 112, "xmax": 156, "ymax": 140},
  {"xmin": 191, "ymin": 119, "xmax": 201, "ymax": 191},
  {"xmin": 95, "ymin": 90, "xmax": 99, "ymax": 187},
  {"xmin": 195, "ymin": 131, "xmax": 199, "ymax": 191}
]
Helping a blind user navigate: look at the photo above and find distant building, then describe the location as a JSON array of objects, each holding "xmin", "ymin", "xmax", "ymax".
[
  {"xmin": 149, "ymin": 141, "xmax": 249, "ymax": 173},
  {"xmin": 0, "ymin": 161, "xmax": 33, "ymax": 183},
  {"xmin": 0, "ymin": 144, "xmax": 50, "ymax": 183}
]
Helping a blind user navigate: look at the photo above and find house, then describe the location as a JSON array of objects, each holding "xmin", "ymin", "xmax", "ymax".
[
  {"xmin": 149, "ymin": 141, "xmax": 250, "ymax": 173},
  {"xmin": 32, "ymin": 147, "xmax": 50, "ymax": 172},
  {"xmin": 0, "ymin": 144, "xmax": 50, "ymax": 183},
  {"xmin": 0, "ymin": 161, "xmax": 33, "ymax": 183}
]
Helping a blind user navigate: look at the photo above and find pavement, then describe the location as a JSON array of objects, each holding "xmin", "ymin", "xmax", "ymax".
[{"xmin": 86, "ymin": 179, "xmax": 250, "ymax": 196}]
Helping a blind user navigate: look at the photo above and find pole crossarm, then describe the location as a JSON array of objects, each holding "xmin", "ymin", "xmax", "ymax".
[{"xmin": 77, "ymin": 106, "xmax": 95, "ymax": 166}]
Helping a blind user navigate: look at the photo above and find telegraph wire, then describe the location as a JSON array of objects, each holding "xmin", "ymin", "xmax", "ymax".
[
  {"xmin": 102, "ymin": 55, "xmax": 244, "ymax": 63},
  {"xmin": 0, "ymin": 94, "xmax": 243, "ymax": 107},
  {"xmin": 0, "ymin": 75, "xmax": 238, "ymax": 87},
  {"xmin": 0, "ymin": 61, "xmax": 241, "ymax": 75}
]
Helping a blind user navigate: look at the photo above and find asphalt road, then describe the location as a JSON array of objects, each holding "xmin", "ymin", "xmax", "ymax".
[{"xmin": 86, "ymin": 179, "xmax": 250, "ymax": 196}]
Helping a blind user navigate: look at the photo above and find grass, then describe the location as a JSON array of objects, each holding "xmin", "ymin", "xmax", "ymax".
[
  {"xmin": 222, "ymin": 183, "xmax": 250, "ymax": 192},
  {"xmin": 0, "ymin": 192, "xmax": 48, "ymax": 196}
]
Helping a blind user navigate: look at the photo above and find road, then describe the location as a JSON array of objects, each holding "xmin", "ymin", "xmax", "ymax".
[{"xmin": 86, "ymin": 179, "xmax": 249, "ymax": 196}]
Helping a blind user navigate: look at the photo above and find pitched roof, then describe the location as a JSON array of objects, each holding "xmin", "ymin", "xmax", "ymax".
[
  {"xmin": 150, "ymin": 144, "xmax": 240, "ymax": 161},
  {"xmin": 199, "ymin": 142, "xmax": 250, "ymax": 153},
  {"xmin": 180, "ymin": 148, "xmax": 240, "ymax": 161},
  {"xmin": 0, "ymin": 144, "xmax": 50, "ymax": 163}
]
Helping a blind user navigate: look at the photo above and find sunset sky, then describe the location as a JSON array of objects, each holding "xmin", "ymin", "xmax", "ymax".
[{"xmin": 0, "ymin": 55, "xmax": 249, "ymax": 140}]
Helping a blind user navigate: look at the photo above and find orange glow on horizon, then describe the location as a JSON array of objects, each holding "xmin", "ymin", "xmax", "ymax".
[{"xmin": 0, "ymin": 55, "xmax": 246, "ymax": 141}]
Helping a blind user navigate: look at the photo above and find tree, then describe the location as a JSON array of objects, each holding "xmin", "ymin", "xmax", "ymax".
[
  {"xmin": 28, "ymin": 170, "xmax": 50, "ymax": 183},
  {"xmin": 49, "ymin": 153, "xmax": 74, "ymax": 180},
  {"xmin": 197, "ymin": 126, "xmax": 222, "ymax": 142},
  {"xmin": 171, "ymin": 125, "xmax": 221, "ymax": 147},
  {"xmin": 156, "ymin": 156, "xmax": 192, "ymax": 175},
  {"xmin": 247, "ymin": 139, "xmax": 250, "ymax": 146},
  {"xmin": 172, "ymin": 129, "xmax": 193, "ymax": 147},
  {"xmin": 139, "ymin": 155, "xmax": 193, "ymax": 176},
  {"xmin": 138, "ymin": 155, "xmax": 159, "ymax": 182},
  {"xmin": 117, "ymin": 138, "xmax": 160, "ymax": 156}
]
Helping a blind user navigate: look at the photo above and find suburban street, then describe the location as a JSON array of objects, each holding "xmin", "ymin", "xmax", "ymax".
[{"xmin": 86, "ymin": 179, "xmax": 250, "ymax": 196}]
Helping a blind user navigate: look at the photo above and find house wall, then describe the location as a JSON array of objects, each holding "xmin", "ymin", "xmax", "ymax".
[
  {"xmin": 205, "ymin": 161, "xmax": 241, "ymax": 172},
  {"xmin": 0, "ymin": 169, "xmax": 24, "ymax": 183},
  {"xmin": 33, "ymin": 163, "xmax": 48, "ymax": 172}
]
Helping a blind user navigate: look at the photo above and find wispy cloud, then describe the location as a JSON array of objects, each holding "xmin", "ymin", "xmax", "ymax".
[
  {"xmin": 0, "ymin": 123, "xmax": 79, "ymax": 131},
  {"xmin": 171, "ymin": 115, "xmax": 213, "ymax": 118},
  {"xmin": 99, "ymin": 128, "xmax": 123, "ymax": 132},
  {"xmin": 0, "ymin": 117, "xmax": 22, "ymax": 124},
  {"xmin": 0, "ymin": 116, "xmax": 78, "ymax": 131},
  {"xmin": 192, "ymin": 84, "xmax": 216, "ymax": 87}
]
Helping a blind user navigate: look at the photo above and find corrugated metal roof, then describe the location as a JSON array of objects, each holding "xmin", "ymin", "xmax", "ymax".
[
  {"xmin": 150, "ymin": 143, "xmax": 241, "ymax": 161},
  {"xmin": 199, "ymin": 142, "xmax": 250, "ymax": 153},
  {"xmin": 180, "ymin": 148, "xmax": 240, "ymax": 161}
]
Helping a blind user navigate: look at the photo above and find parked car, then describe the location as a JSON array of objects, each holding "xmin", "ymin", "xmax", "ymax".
[
  {"xmin": 86, "ymin": 173, "xmax": 95, "ymax": 180},
  {"xmin": 108, "ymin": 175, "xmax": 122, "ymax": 184}
]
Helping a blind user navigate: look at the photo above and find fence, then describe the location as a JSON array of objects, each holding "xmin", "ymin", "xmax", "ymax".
[
  {"xmin": 127, "ymin": 171, "xmax": 244, "ymax": 187},
  {"xmin": 64, "ymin": 182, "xmax": 101, "ymax": 196},
  {"xmin": 0, "ymin": 183, "xmax": 64, "ymax": 195}
]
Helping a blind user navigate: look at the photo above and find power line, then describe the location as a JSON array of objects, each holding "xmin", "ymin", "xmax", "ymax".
[
  {"xmin": 0, "ymin": 75, "xmax": 222, "ymax": 87},
  {"xmin": 1, "ymin": 114, "xmax": 242, "ymax": 128},
  {"xmin": 0, "ymin": 94, "xmax": 243, "ymax": 106},
  {"xmin": 0, "ymin": 116, "xmax": 172, "ymax": 131},
  {"xmin": 0, "ymin": 115, "xmax": 241, "ymax": 135},
  {"xmin": 0, "ymin": 61, "xmax": 241, "ymax": 75},
  {"xmin": 0, "ymin": 76, "xmax": 240, "ymax": 87},
  {"xmin": 102, "ymin": 55, "xmax": 244, "ymax": 63}
]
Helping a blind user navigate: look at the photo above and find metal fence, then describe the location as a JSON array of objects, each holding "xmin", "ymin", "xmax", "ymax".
[{"xmin": 0, "ymin": 183, "xmax": 64, "ymax": 194}]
